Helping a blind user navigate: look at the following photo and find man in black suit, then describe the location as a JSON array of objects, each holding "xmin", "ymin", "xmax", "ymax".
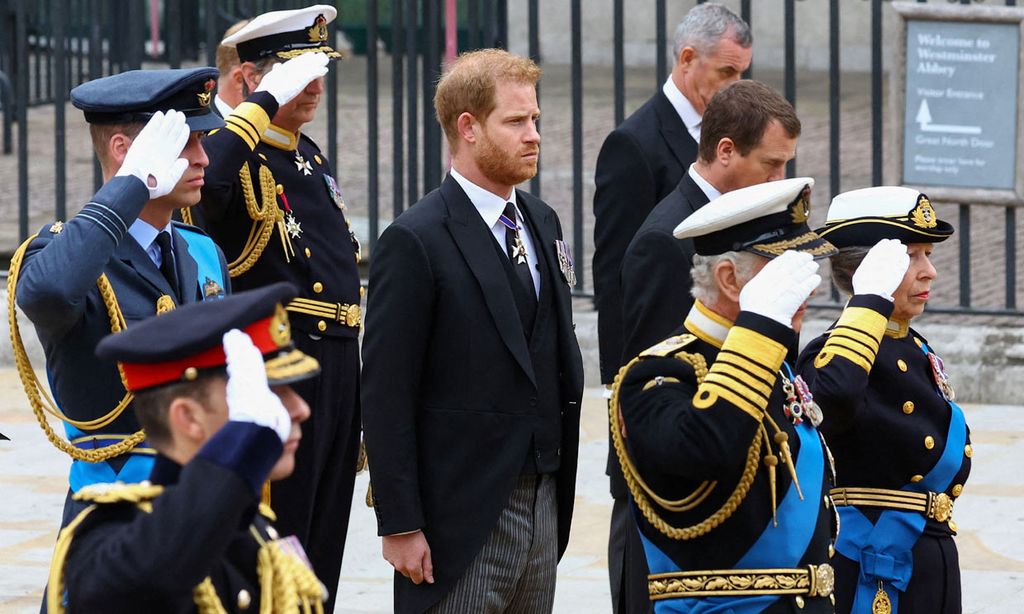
[
  {"xmin": 621, "ymin": 80, "xmax": 801, "ymax": 362},
  {"xmin": 591, "ymin": 3, "xmax": 752, "ymax": 611},
  {"xmin": 362, "ymin": 49, "xmax": 584, "ymax": 613}
]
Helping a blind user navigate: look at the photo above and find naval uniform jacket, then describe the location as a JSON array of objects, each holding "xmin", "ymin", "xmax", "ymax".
[
  {"xmin": 54, "ymin": 422, "xmax": 321, "ymax": 613},
  {"xmin": 616, "ymin": 303, "xmax": 835, "ymax": 613},
  {"xmin": 797, "ymin": 294, "xmax": 971, "ymax": 613},
  {"xmin": 16, "ymin": 177, "xmax": 230, "ymax": 494},
  {"xmin": 361, "ymin": 175, "xmax": 584, "ymax": 613},
  {"xmin": 620, "ymin": 171, "xmax": 711, "ymax": 363},
  {"xmin": 198, "ymin": 92, "xmax": 361, "ymax": 339},
  {"xmin": 593, "ymin": 90, "xmax": 697, "ymax": 499}
]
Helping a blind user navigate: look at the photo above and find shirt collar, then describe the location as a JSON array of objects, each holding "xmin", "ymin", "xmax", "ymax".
[
  {"xmin": 214, "ymin": 94, "xmax": 234, "ymax": 118},
  {"xmin": 662, "ymin": 77, "xmax": 702, "ymax": 136},
  {"xmin": 687, "ymin": 163, "xmax": 721, "ymax": 200},
  {"xmin": 128, "ymin": 217, "xmax": 168, "ymax": 252},
  {"xmin": 449, "ymin": 166, "xmax": 519, "ymax": 228},
  {"xmin": 684, "ymin": 299, "xmax": 733, "ymax": 348}
]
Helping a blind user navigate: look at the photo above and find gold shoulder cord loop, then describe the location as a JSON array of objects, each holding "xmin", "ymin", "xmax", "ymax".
[
  {"xmin": 228, "ymin": 163, "xmax": 285, "ymax": 278},
  {"xmin": 8, "ymin": 235, "xmax": 144, "ymax": 462},
  {"xmin": 610, "ymin": 353, "xmax": 764, "ymax": 540}
]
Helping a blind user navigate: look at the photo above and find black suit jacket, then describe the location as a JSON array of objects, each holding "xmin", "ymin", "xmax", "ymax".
[
  {"xmin": 592, "ymin": 90, "xmax": 698, "ymax": 386},
  {"xmin": 361, "ymin": 175, "xmax": 585, "ymax": 613},
  {"xmin": 621, "ymin": 172, "xmax": 711, "ymax": 362}
]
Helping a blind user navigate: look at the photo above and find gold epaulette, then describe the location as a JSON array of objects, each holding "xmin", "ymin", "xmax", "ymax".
[{"xmin": 72, "ymin": 481, "xmax": 165, "ymax": 505}]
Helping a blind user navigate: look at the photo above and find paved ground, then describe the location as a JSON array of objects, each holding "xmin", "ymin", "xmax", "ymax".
[{"xmin": 2, "ymin": 368, "xmax": 1023, "ymax": 613}]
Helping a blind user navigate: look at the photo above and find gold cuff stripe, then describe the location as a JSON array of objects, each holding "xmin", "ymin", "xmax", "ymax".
[
  {"xmin": 715, "ymin": 350, "xmax": 777, "ymax": 386},
  {"xmin": 820, "ymin": 342, "xmax": 874, "ymax": 373},
  {"xmin": 836, "ymin": 305, "xmax": 888, "ymax": 335},
  {"xmin": 721, "ymin": 326, "xmax": 788, "ymax": 374},
  {"xmin": 709, "ymin": 363, "xmax": 775, "ymax": 399},
  {"xmin": 229, "ymin": 101, "xmax": 271, "ymax": 143},
  {"xmin": 828, "ymin": 326, "xmax": 882, "ymax": 354},
  {"xmin": 694, "ymin": 383, "xmax": 765, "ymax": 420},
  {"xmin": 824, "ymin": 332, "xmax": 878, "ymax": 361},
  {"xmin": 224, "ymin": 118, "xmax": 258, "ymax": 149},
  {"xmin": 704, "ymin": 371, "xmax": 771, "ymax": 405}
]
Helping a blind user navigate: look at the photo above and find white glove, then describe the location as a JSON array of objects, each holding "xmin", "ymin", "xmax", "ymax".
[
  {"xmin": 852, "ymin": 239, "xmax": 910, "ymax": 302},
  {"xmin": 739, "ymin": 251, "xmax": 821, "ymax": 327},
  {"xmin": 223, "ymin": 329, "xmax": 290, "ymax": 443},
  {"xmin": 115, "ymin": 110, "xmax": 190, "ymax": 200},
  {"xmin": 255, "ymin": 52, "xmax": 329, "ymax": 106}
]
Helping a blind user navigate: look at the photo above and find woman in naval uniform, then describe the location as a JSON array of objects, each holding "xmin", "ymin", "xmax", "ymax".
[{"xmin": 797, "ymin": 186, "xmax": 970, "ymax": 614}]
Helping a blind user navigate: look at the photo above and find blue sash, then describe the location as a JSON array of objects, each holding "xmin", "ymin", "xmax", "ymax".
[
  {"xmin": 834, "ymin": 343, "xmax": 967, "ymax": 613},
  {"xmin": 640, "ymin": 416, "xmax": 825, "ymax": 614},
  {"xmin": 175, "ymin": 225, "xmax": 226, "ymax": 300}
]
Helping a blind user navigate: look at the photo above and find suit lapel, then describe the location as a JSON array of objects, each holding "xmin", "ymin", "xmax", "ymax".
[
  {"xmin": 675, "ymin": 172, "xmax": 711, "ymax": 218},
  {"xmin": 116, "ymin": 234, "xmax": 177, "ymax": 300},
  {"xmin": 441, "ymin": 176, "xmax": 536, "ymax": 386},
  {"xmin": 172, "ymin": 227, "xmax": 199, "ymax": 303},
  {"xmin": 654, "ymin": 91, "xmax": 698, "ymax": 170}
]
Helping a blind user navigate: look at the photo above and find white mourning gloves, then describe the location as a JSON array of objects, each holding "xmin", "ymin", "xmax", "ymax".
[
  {"xmin": 255, "ymin": 51, "xmax": 329, "ymax": 107},
  {"xmin": 851, "ymin": 238, "xmax": 910, "ymax": 302},
  {"xmin": 739, "ymin": 250, "xmax": 822, "ymax": 328},
  {"xmin": 223, "ymin": 329, "xmax": 290, "ymax": 443},
  {"xmin": 114, "ymin": 110, "xmax": 190, "ymax": 199}
]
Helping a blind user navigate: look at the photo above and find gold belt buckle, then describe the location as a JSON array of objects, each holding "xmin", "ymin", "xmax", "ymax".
[
  {"xmin": 928, "ymin": 492, "xmax": 954, "ymax": 523},
  {"xmin": 808, "ymin": 563, "xmax": 835, "ymax": 598},
  {"xmin": 336, "ymin": 303, "xmax": 361, "ymax": 328}
]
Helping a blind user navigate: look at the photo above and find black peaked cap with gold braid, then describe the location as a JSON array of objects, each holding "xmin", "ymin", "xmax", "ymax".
[
  {"xmin": 673, "ymin": 177, "xmax": 837, "ymax": 259},
  {"xmin": 96, "ymin": 282, "xmax": 319, "ymax": 391},
  {"xmin": 817, "ymin": 186, "xmax": 954, "ymax": 248}
]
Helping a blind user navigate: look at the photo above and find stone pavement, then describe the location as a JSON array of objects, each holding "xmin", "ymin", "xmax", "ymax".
[{"xmin": 2, "ymin": 369, "xmax": 1023, "ymax": 613}]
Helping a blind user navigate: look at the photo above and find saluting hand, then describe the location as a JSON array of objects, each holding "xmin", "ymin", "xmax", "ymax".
[
  {"xmin": 852, "ymin": 238, "xmax": 910, "ymax": 302},
  {"xmin": 255, "ymin": 51, "xmax": 329, "ymax": 107},
  {"xmin": 740, "ymin": 250, "xmax": 821, "ymax": 328},
  {"xmin": 223, "ymin": 329, "xmax": 291, "ymax": 442},
  {"xmin": 115, "ymin": 109, "xmax": 190, "ymax": 200},
  {"xmin": 383, "ymin": 530, "xmax": 435, "ymax": 585}
]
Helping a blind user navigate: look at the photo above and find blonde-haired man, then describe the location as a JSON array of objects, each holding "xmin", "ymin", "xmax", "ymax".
[
  {"xmin": 213, "ymin": 18, "xmax": 251, "ymax": 116},
  {"xmin": 362, "ymin": 48, "xmax": 584, "ymax": 613}
]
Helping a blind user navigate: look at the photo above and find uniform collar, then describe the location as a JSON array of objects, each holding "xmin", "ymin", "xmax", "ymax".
[
  {"xmin": 684, "ymin": 299, "xmax": 733, "ymax": 349},
  {"xmin": 149, "ymin": 454, "xmax": 182, "ymax": 486},
  {"xmin": 885, "ymin": 318, "xmax": 910, "ymax": 339},
  {"xmin": 688, "ymin": 163, "xmax": 721, "ymax": 200},
  {"xmin": 262, "ymin": 123, "xmax": 299, "ymax": 150},
  {"xmin": 448, "ymin": 166, "xmax": 520, "ymax": 229}
]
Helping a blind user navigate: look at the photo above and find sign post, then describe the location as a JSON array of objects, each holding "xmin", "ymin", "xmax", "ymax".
[{"xmin": 890, "ymin": 3, "xmax": 1024, "ymax": 205}]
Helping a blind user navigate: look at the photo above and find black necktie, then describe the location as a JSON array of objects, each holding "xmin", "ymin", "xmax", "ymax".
[
  {"xmin": 503, "ymin": 203, "xmax": 536, "ymax": 302},
  {"xmin": 155, "ymin": 231, "xmax": 180, "ymax": 301}
]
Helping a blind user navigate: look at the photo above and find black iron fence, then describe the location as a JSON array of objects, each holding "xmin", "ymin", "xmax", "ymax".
[{"xmin": 0, "ymin": 0, "xmax": 1020, "ymax": 316}]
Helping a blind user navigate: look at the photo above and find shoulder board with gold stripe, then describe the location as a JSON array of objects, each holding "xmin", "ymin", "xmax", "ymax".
[{"xmin": 640, "ymin": 333, "xmax": 697, "ymax": 358}]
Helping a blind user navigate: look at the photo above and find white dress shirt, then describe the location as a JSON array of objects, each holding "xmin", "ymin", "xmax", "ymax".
[
  {"xmin": 688, "ymin": 163, "xmax": 722, "ymax": 201},
  {"xmin": 449, "ymin": 167, "xmax": 540, "ymax": 297},
  {"xmin": 214, "ymin": 94, "xmax": 234, "ymax": 119},
  {"xmin": 662, "ymin": 77, "xmax": 702, "ymax": 143}
]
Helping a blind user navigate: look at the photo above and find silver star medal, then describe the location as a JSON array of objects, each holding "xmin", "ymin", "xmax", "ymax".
[
  {"xmin": 284, "ymin": 212, "xmax": 303, "ymax": 238},
  {"xmin": 511, "ymin": 232, "xmax": 528, "ymax": 264},
  {"xmin": 294, "ymin": 152, "xmax": 313, "ymax": 176}
]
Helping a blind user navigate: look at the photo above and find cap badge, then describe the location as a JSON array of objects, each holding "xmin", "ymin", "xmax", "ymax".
[
  {"xmin": 270, "ymin": 304, "xmax": 292, "ymax": 346},
  {"xmin": 307, "ymin": 14, "xmax": 328, "ymax": 43},
  {"xmin": 197, "ymin": 79, "xmax": 215, "ymax": 108},
  {"xmin": 789, "ymin": 186, "xmax": 811, "ymax": 224},
  {"xmin": 910, "ymin": 195, "xmax": 938, "ymax": 229}
]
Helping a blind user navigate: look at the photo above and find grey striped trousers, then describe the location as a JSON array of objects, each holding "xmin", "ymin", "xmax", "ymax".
[{"xmin": 428, "ymin": 474, "xmax": 558, "ymax": 614}]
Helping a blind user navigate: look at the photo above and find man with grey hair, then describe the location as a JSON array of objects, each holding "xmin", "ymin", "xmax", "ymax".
[{"xmin": 592, "ymin": 5, "xmax": 751, "ymax": 611}]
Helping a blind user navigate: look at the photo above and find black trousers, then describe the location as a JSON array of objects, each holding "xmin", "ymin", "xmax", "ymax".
[
  {"xmin": 271, "ymin": 334, "xmax": 361, "ymax": 614},
  {"xmin": 609, "ymin": 496, "xmax": 654, "ymax": 614}
]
